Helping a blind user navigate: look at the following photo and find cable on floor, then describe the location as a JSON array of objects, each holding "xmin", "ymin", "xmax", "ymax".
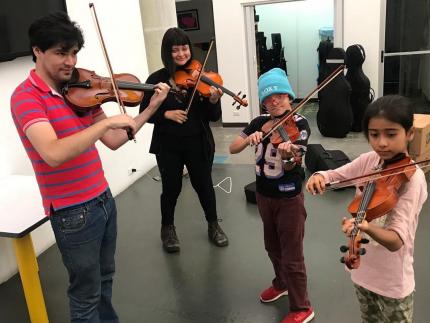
[{"xmin": 213, "ymin": 176, "xmax": 232, "ymax": 194}]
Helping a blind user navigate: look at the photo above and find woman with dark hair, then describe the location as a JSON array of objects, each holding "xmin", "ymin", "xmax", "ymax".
[{"xmin": 139, "ymin": 27, "xmax": 228, "ymax": 253}]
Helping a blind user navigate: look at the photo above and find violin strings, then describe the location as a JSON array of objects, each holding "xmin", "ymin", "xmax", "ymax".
[{"xmin": 352, "ymin": 181, "xmax": 375, "ymax": 237}]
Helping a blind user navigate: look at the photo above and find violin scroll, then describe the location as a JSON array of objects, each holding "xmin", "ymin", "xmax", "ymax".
[
  {"xmin": 340, "ymin": 233, "xmax": 369, "ymax": 269},
  {"xmin": 174, "ymin": 59, "xmax": 248, "ymax": 109},
  {"xmin": 232, "ymin": 91, "xmax": 247, "ymax": 110}
]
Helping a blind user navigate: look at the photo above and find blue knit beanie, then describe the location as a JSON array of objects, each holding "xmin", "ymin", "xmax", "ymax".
[{"xmin": 258, "ymin": 68, "xmax": 295, "ymax": 103}]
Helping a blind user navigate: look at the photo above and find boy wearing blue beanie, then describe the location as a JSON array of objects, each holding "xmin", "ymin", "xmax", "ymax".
[{"xmin": 230, "ymin": 68, "xmax": 314, "ymax": 323}]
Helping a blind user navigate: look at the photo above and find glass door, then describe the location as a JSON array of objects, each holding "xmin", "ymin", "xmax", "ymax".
[
  {"xmin": 244, "ymin": 0, "xmax": 334, "ymax": 118},
  {"xmin": 382, "ymin": 0, "xmax": 430, "ymax": 112}
]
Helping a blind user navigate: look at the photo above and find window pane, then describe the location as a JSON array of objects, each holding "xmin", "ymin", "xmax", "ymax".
[
  {"xmin": 384, "ymin": 54, "xmax": 430, "ymax": 112},
  {"xmin": 385, "ymin": 0, "xmax": 430, "ymax": 53}
]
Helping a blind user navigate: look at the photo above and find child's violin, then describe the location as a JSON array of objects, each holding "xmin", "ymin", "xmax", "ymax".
[
  {"xmin": 340, "ymin": 154, "xmax": 416, "ymax": 269},
  {"xmin": 261, "ymin": 117, "xmax": 300, "ymax": 144},
  {"xmin": 261, "ymin": 116, "xmax": 301, "ymax": 170},
  {"xmin": 174, "ymin": 59, "xmax": 248, "ymax": 109},
  {"xmin": 347, "ymin": 155, "xmax": 415, "ymax": 221}
]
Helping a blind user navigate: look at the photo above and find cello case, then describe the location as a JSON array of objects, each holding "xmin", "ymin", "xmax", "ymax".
[
  {"xmin": 317, "ymin": 48, "xmax": 352, "ymax": 138},
  {"xmin": 345, "ymin": 44, "xmax": 374, "ymax": 132},
  {"xmin": 317, "ymin": 40, "xmax": 333, "ymax": 87}
]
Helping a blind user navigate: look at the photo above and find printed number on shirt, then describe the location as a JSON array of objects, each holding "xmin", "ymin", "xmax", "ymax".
[{"xmin": 255, "ymin": 142, "xmax": 283, "ymax": 178}]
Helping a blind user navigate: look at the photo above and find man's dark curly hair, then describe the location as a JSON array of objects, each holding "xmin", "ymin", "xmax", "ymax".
[{"xmin": 28, "ymin": 11, "xmax": 84, "ymax": 62}]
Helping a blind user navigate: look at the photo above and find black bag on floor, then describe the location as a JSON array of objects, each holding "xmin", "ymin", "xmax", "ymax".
[
  {"xmin": 305, "ymin": 144, "xmax": 351, "ymax": 173},
  {"xmin": 244, "ymin": 181, "xmax": 257, "ymax": 204}
]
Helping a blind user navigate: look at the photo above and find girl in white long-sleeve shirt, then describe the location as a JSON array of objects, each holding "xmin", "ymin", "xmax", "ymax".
[{"xmin": 306, "ymin": 95, "xmax": 427, "ymax": 323}]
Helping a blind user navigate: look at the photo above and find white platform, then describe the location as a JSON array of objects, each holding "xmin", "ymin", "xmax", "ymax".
[{"xmin": 0, "ymin": 175, "xmax": 47, "ymax": 238}]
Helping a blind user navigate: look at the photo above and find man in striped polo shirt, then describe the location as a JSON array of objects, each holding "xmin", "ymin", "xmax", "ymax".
[{"xmin": 10, "ymin": 12, "xmax": 169, "ymax": 323}]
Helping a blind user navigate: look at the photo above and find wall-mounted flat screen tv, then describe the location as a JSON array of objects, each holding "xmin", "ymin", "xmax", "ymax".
[{"xmin": 0, "ymin": 0, "xmax": 67, "ymax": 62}]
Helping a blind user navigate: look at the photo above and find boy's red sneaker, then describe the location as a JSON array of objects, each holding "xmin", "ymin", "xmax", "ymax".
[
  {"xmin": 259, "ymin": 286, "xmax": 288, "ymax": 303},
  {"xmin": 281, "ymin": 308, "xmax": 315, "ymax": 323}
]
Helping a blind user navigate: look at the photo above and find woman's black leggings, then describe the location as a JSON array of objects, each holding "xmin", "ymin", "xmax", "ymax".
[{"xmin": 156, "ymin": 135, "xmax": 217, "ymax": 225}]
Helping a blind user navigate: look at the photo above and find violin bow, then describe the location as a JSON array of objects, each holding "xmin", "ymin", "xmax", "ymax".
[
  {"xmin": 261, "ymin": 64, "xmax": 345, "ymax": 141},
  {"xmin": 89, "ymin": 3, "xmax": 135, "ymax": 141},
  {"xmin": 325, "ymin": 158, "xmax": 430, "ymax": 190},
  {"xmin": 184, "ymin": 39, "xmax": 215, "ymax": 115}
]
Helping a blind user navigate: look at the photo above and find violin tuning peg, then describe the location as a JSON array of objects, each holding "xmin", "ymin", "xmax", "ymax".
[
  {"xmin": 232, "ymin": 101, "xmax": 235, "ymax": 106},
  {"xmin": 340, "ymin": 245, "xmax": 349, "ymax": 253},
  {"xmin": 340, "ymin": 257, "xmax": 346, "ymax": 264},
  {"xmin": 360, "ymin": 238, "xmax": 369, "ymax": 244},
  {"xmin": 237, "ymin": 91, "xmax": 242, "ymax": 96},
  {"xmin": 236, "ymin": 105, "xmax": 241, "ymax": 110},
  {"xmin": 242, "ymin": 94, "xmax": 247, "ymax": 99},
  {"xmin": 359, "ymin": 248, "xmax": 366, "ymax": 255}
]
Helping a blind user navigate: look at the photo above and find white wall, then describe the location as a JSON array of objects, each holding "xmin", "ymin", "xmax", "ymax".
[
  {"xmin": 0, "ymin": 0, "xmax": 155, "ymax": 283},
  {"xmin": 213, "ymin": 0, "xmax": 384, "ymax": 124},
  {"xmin": 212, "ymin": 0, "xmax": 255, "ymax": 124},
  {"xmin": 140, "ymin": 0, "xmax": 178, "ymax": 73},
  {"xmin": 343, "ymin": 0, "xmax": 384, "ymax": 99}
]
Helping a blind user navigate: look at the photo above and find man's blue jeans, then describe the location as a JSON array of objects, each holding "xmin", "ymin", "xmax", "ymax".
[{"xmin": 50, "ymin": 189, "xmax": 119, "ymax": 323}]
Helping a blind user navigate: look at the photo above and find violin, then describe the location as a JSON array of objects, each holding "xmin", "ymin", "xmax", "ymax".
[
  {"xmin": 262, "ymin": 116, "xmax": 300, "ymax": 144},
  {"xmin": 347, "ymin": 154, "xmax": 415, "ymax": 221},
  {"xmin": 174, "ymin": 59, "xmax": 248, "ymax": 109},
  {"xmin": 261, "ymin": 116, "xmax": 301, "ymax": 170},
  {"xmin": 62, "ymin": 68, "xmax": 183, "ymax": 112},
  {"xmin": 340, "ymin": 154, "xmax": 416, "ymax": 269}
]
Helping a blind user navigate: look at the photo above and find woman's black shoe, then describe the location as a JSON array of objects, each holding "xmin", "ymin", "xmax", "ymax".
[
  {"xmin": 208, "ymin": 221, "xmax": 229, "ymax": 247},
  {"xmin": 161, "ymin": 225, "xmax": 180, "ymax": 253}
]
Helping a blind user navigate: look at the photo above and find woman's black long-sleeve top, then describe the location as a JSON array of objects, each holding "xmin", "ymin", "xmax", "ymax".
[{"xmin": 139, "ymin": 68, "xmax": 222, "ymax": 160}]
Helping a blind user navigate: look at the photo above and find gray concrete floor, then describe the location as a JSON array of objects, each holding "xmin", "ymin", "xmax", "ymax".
[{"xmin": 1, "ymin": 103, "xmax": 429, "ymax": 323}]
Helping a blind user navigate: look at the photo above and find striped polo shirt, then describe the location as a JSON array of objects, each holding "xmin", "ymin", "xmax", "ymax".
[{"xmin": 10, "ymin": 69, "xmax": 108, "ymax": 215}]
